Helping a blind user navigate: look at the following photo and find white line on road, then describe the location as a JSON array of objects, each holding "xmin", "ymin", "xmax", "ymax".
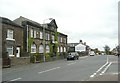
[
  {"xmin": 10, "ymin": 78, "xmax": 21, "ymax": 81},
  {"xmin": 38, "ymin": 67, "xmax": 61, "ymax": 74},
  {"xmin": 100, "ymin": 62, "xmax": 112, "ymax": 75},
  {"xmin": 67, "ymin": 62, "xmax": 76, "ymax": 66},
  {"xmin": 90, "ymin": 62, "xmax": 109, "ymax": 78}
]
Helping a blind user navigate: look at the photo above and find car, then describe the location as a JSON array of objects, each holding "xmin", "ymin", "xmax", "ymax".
[
  {"xmin": 89, "ymin": 51, "xmax": 95, "ymax": 56},
  {"xmin": 67, "ymin": 52, "xmax": 79, "ymax": 60}
]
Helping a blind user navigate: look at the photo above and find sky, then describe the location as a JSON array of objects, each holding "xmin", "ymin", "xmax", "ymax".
[{"xmin": 0, "ymin": 0, "xmax": 119, "ymax": 51}]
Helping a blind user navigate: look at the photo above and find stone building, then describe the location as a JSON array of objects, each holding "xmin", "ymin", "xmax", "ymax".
[
  {"xmin": 14, "ymin": 16, "xmax": 67, "ymax": 61},
  {"xmin": 1, "ymin": 17, "xmax": 23, "ymax": 58}
]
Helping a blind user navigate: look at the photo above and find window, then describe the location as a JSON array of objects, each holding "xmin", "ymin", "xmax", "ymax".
[
  {"xmin": 60, "ymin": 37, "xmax": 62, "ymax": 42},
  {"xmin": 7, "ymin": 29, "xmax": 13, "ymax": 39},
  {"xmin": 39, "ymin": 45, "xmax": 44, "ymax": 53},
  {"xmin": 52, "ymin": 35, "xmax": 55, "ymax": 42},
  {"xmin": 48, "ymin": 33, "xmax": 50, "ymax": 40},
  {"xmin": 31, "ymin": 44, "xmax": 36, "ymax": 53},
  {"xmin": 40, "ymin": 31, "xmax": 43, "ymax": 39},
  {"xmin": 60, "ymin": 46, "xmax": 63, "ymax": 52},
  {"xmin": 58, "ymin": 47, "xmax": 60, "ymax": 52},
  {"xmin": 31, "ymin": 29, "xmax": 33, "ymax": 37},
  {"xmin": 34, "ymin": 30, "xmax": 36, "ymax": 38},
  {"xmin": 7, "ymin": 46, "xmax": 13, "ymax": 56},
  {"xmin": 46, "ymin": 45, "xmax": 50, "ymax": 53},
  {"xmin": 64, "ymin": 47, "xmax": 66, "ymax": 52}
]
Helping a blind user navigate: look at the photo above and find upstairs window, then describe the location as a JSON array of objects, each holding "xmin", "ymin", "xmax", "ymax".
[
  {"xmin": 40, "ymin": 31, "xmax": 43, "ymax": 39},
  {"xmin": 52, "ymin": 35, "xmax": 55, "ymax": 42},
  {"xmin": 31, "ymin": 29, "xmax": 33, "ymax": 38},
  {"xmin": 7, "ymin": 29, "xmax": 13, "ymax": 39},
  {"xmin": 34, "ymin": 30, "xmax": 36, "ymax": 38}
]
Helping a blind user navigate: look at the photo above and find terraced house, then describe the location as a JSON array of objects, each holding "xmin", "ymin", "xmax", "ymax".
[{"xmin": 14, "ymin": 16, "xmax": 67, "ymax": 62}]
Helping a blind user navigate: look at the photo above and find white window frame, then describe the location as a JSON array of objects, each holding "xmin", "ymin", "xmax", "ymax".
[
  {"xmin": 39, "ymin": 45, "xmax": 44, "ymax": 53},
  {"xmin": 31, "ymin": 44, "xmax": 36, "ymax": 53}
]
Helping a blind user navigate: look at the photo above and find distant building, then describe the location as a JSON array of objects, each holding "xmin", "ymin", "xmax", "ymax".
[{"xmin": 68, "ymin": 40, "xmax": 90, "ymax": 56}]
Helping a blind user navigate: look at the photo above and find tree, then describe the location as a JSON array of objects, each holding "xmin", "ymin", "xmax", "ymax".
[{"xmin": 104, "ymin": 45, "xmax": 110, "ymax": 55}]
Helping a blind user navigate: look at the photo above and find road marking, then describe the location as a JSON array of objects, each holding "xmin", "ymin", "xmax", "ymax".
[
  {"xmin": 10, "ymin": 78, "xmax": 21, "ymax": 81},
  {"xmin": 67, "ymin": 62, "xmax": 76, "ymax": 66},
  {"xmin": 90, "ymin": 62, "xmax": 109, "ymax": 78},
  {"xmin": 100, "ymin": 62, "xmax": 112, "ymax": 75},
  {"xmin": 38, "ymin": 67, "xmax": 60, "ymax": 74}
]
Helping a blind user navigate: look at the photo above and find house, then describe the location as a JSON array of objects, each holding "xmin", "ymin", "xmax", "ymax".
[
  {"xmin": 1, "ymin": 17, "xmax": 23, "ymax": 58},
  {"xmin": 68, "ymin": 40, "xmax": 90, "ymax": 56},
  {"xmin": 14, "ymin": 16, "xmax": 67, "ymax": 61}
]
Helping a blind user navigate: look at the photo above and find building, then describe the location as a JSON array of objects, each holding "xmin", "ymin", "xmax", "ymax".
[
  {"xmin": 68, "ymin": 40, "xmax": 90, "ymax": 56},
  {"xmin": 1, "ymin": 17, "xmax": 23, "ymax": 58},
  {"xmin": 14, "ymin": 16, "xmax": 67, "ymax": 62}
]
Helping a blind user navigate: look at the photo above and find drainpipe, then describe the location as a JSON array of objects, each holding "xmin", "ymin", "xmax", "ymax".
[{"xmin": 26, "ymin": 25, "xmax": 28, "ymax": 53}]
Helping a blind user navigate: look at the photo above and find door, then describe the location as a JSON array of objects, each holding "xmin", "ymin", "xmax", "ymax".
[{"xmin": 16, "ymin": 47, "xmax": 20, "ymax": 57}]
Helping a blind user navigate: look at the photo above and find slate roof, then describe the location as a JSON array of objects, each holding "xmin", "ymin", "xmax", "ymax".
[{"xmin": 0, "ymin": 17, "xmax": 22, "ymax": 28}]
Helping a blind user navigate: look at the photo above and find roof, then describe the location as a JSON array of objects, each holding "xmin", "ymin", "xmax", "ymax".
[
  {"xmin": 0, "ymin": 17, "xmax": 22, "ymax": 28},
  {"xmin": 68, "ymin": 43, "xmax": 79, "ymax": 47},
  {"xmin": 58, "ymin": 32, "xmax": 67, "ymax": 37},
  {"xmin": 42, "ymin": 18, "xmax": 58, "ymax": 29},
  {"xmin": 14, "ymin": 16, "xmax": 41, "ymax": 27}
]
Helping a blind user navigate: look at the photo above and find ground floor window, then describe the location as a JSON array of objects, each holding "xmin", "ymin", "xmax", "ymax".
[
  {"xmin": 64, "ymin": 47, "xmax": 66, "ymax": 52},
  {"xmin": 46, "ymin": 45, "xmax": 50, "ymax": 53},
  {"xmin": 57, "ymin": 47, "xmax": 60, "ymax": 52},
  {"xmin": 39, "ymin": 44, "xmax": 44, "ymax": 53},
  {"xmin": 7, "ymin": 46, "xmax": 13, "ymax": 56},
  {"xmin": 31, "ymin": 44, "xmax": 36, "ymax": 53},
  {"xmin": 60, "ymin": 46, "xmax": 63, "ymax": 52}
]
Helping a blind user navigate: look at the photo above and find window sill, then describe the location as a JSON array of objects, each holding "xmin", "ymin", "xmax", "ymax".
[{"xmin": 6, "ymin": 38, "xmax": 15, "ymax": 41}]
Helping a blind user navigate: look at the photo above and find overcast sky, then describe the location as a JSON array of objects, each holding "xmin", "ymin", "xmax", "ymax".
[{"xmin": 0, "ymin": 0, "xmax": 119, "ymax": 51}]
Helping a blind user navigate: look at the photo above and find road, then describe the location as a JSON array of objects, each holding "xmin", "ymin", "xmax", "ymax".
[{"xmin": 2, "ymin": 55, "xmax": 118, "ymax": 82}]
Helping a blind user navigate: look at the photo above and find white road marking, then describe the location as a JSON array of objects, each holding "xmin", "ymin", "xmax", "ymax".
[
  {"xmin": 100, "ymin": 62, "xmax": 112, "ymax": 75},
  {"xmin": 38, "ymin": 67, "xmax": 60, "ymax": 74},
  {"xmin": 90, "ymin": 62, "xmax": 109, "ymax": 78},
  {"xmin": 10, "ymin": 78, "xmax": 21, "ymax": 81},
  {"xmin": 67, "ymin": 62, "xmax": 76, "ymax": 66}
]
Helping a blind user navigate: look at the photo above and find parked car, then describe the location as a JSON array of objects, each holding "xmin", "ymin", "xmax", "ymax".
[
  {"xmin": 67, "ymin": 52, "xmax": 79, "ymax": 60},
  {"xmin": 89, "ymin": 51, "xmax": 95, "ymax": 56}
]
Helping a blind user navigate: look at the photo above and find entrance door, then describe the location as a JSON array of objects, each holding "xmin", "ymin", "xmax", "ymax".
[{"xmin": 16, "ymin": 47, "xmax": 20, "ymax": 57}]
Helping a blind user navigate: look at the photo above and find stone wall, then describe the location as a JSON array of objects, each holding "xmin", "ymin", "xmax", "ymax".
[{"xmin": 10, "ymin": 57, "xmax": 30, "ymax": 66}]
